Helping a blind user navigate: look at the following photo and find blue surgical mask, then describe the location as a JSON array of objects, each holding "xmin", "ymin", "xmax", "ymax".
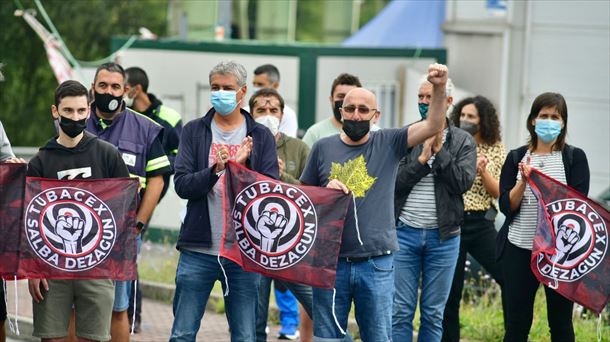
[
  {"xmin": 211, "ymin": 90, "xmax": 240, "ymax": 116},
  {"xmin": 535, "ymin": 119, "xmax": 562, "ymax": 143},
  {"xmin": 418, "ymin": 103, "xmax": 429, "ymax": 119}
]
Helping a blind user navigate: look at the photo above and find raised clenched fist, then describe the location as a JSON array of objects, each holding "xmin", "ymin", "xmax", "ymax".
[
  {"xmin": 256, "ymin": 210, "xmax": 288, "ymax": 252},
  {"xmin": 427, "ymin": 63, "xmax": 449, "ymax": 87},
  {"xmin": 55, "ymin": 215, "xmax": 85, "ymax": 254}
]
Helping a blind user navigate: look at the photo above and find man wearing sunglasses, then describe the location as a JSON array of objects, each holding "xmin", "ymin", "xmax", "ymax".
[{"xmin": 300, "ymin": 64, "xmax": 450, "ymax": 342}]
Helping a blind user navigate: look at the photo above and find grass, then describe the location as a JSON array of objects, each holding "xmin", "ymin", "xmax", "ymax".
[
  {"xmin": 458, "ymin": 274, "xmax": 609, "ymax": 341},
  {"xmin": 137, "ymin": 242, "xmax": 609, "ymax": 341}
]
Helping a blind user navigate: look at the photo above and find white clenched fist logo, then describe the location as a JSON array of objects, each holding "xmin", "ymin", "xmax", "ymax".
[
  {"xmin": 55, "ymin": 215, "xmax": 85, "ymax": 254},
  {"xmin": 555, "ymin": 223, "xmax": 580, "ymax": 264},
  {"xmin": 256, "ymin": 210, "xmax": 288, "ymax": 253}
]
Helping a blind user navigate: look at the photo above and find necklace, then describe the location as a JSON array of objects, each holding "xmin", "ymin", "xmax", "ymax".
[{"xmin": 536, "ymin": 152, "xmax": 552, "ymax": 168}]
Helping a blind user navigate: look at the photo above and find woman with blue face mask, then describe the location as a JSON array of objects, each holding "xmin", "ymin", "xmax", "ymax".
[{"xmin": 496, "ymin": 92, "xmax": 590, "ymax": 341}]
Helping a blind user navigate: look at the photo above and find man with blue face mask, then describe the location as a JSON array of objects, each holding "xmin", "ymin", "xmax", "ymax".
[
  {"xmin": 417, "ymin": 75, "xmax": 454, "ymax": 120},
  {"xmin": 170, "ymin": 60, "xmax": 279, "ymax": 342}
]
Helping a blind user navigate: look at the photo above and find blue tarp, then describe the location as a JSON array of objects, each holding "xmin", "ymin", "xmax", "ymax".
[{"xmin": 343, "ymin": 0, "xmax": 446, "ymax": 49}]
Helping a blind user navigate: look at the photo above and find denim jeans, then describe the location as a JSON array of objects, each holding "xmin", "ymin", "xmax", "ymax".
[
  {"xmin": 392, "ymin": 222, "xmax": 460, "ymax": 342},
  {"xmin": 256, "ymin": 277, "xmax": 313, "ymax": 342},
  {"xmin": 170, "ymin": 250, "xmax": 260, "ymax": 342},
  {"xmin": 313, "ymin": 254, "xmax": 394, "ymax": 342}
]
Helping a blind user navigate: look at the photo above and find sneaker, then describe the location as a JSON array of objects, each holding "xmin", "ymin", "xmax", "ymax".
[{"xmin": 278, "ymin": 325, "xmax": 299, "ymax": 340}]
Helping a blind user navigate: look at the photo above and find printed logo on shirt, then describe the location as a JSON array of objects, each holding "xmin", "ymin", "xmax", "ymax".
[
  {"xmin": 536, "ymin": 199, "xmax": 608, "ymax": 282},
  {"xmin": 57, "ymin": 167, "xmax": 92, "ymax": 180},
  {"xmin": 24, "ymin": 187, "xmax": 117, "ymax": 272},
  {"xmin": 232, "ymin": 181, "xmax": 317, "ymax": 270},
  {"xmin": 122, "ymin": 153, "xmax": 136, "ymax": 167},
  {"xmin": 208, "ymin": 143, "xmax": 241, "ymax": 166}
]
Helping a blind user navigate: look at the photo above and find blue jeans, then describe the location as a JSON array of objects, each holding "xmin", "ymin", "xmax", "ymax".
[
  {"xmin": 313, "ymin": 254, "xmax": 394, "ymax": 342},
  {"xmin": 170, "ymin": 250, "xmax": 260, "ymax": 342},
  {"xmin": 392, "ymin": 223, "xmax": 460, "ymax": 342},
  {"xmin": 256, "ymin": 276, "xmax": 313, "ymax": 342}
]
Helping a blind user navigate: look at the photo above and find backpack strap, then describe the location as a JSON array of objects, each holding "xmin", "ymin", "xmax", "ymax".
[{"xmin": 511, "ymin": 145, "xmax": 529, "ymax": 166}]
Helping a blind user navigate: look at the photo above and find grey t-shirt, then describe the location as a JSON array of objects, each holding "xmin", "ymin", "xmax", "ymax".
[
  {"xmin": 300, "ymin": 129, "xmax": 408, "ymax": 257},
  {"xmin": 185, "ymin": 119, "xmax": 247, "ymax": 256},
  {"xmin": 0, "ymin": 121, "xmax": 15, "ymax": 161}
]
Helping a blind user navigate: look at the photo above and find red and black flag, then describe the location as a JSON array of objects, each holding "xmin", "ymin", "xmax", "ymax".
[
  {"xmin": 528, "ymin": 169, "xmax": 610, "ymax": 313},
  {"xmin": 221, "ymin": 161, "xmax": 350, "ymax": 289},
  {"xmin": 18, "ymin": 177, "xmax": 139, "ymax": 280},
  {"xmin": 0, "ymin": 163, "xmax": 26, "ymax": 278}
]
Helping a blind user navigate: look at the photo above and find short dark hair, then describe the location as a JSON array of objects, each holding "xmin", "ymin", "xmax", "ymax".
[
  {"xmin": 55, "ymin": 80, "xmax": 89, "ymax": 107},
  {"xmin": 254, "ymin": 64, "xmax": 280, "ymax": 84},
  {"xmin": 249, "ymin": 88, "xmax": 285, "ymax": 113},
  {"xmin": 125, "ymin": 67, "xmax": 149, "ymax": 92},
  {"xmin": 526, "ymin": 92, "xmax": 568, "ymax": 151},
  {"xmin": 450, "ymin": 96, "xmax": 501, "ymax": 145},
  {"xmin": 93, "ymin": 62, "xmax": 125, "ymax": 84},
  {"xmin": 330, "ymin": 73, "xmax": 362, "ymax": 97}
]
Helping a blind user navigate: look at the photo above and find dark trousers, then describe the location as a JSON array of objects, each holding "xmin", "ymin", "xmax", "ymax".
[
  {"xmin": 442, "ymin": 212, "xmax": 505, "ymax": 342},
  {"xmin": 501, "ymin": 241, "xmax": 574, "ymax": 342}
]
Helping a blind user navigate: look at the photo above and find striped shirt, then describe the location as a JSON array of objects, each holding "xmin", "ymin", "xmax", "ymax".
[
  {"xmin": 508, "ymin": 150, "xmax": 566, "ymax": 250},
  {"xmin": 399, "ymin": 129, "xmax": 448, "ymax": 228}
]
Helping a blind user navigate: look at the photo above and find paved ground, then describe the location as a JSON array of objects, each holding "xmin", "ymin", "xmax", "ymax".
[{"xmin": 4, "ymin": 280, "xmax": 296, "ymax": 342}]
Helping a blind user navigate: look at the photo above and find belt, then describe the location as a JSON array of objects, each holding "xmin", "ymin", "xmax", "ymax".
[
  {"xmin": 465, "ymin": 210, "xmax": 487, "ymax": 217},
  {"xmin": 341, "ymin": 256, "xmax": 372, "ymax": 263},
  {"xmin": 340, "ymin": 252, "xmax": 391, "ymax": 263}
]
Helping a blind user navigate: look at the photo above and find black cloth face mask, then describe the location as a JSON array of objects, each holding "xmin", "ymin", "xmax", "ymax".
[
  {"xmin": 59, "ymin": 116, "xmax": 87, "ymax": 138},
  {"xmin": 94, "ymin": 91, "xmax": 123, "ymax": 113},
  {"xmin": 342, "ymin": 119, "xmax": 370, "ymax": 141},
  {"xmin": 333, "ymin": 100, "xmax": 343, "ymax": 122}
]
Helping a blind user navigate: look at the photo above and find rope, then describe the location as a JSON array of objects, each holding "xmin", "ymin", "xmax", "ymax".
[
  {"xmin": 13, "ymin": 276, "xmax": 20, "ymax": 335},
  {"xmin": 130, "ymin": 279, "xmax": 138, "ymax": 335},
  {"xmin": 32, "ymin": 0, "xmax": 138, "ymax": 68},
  {"xmin": 218, "ymin": 255, "xmax": 229, "ymax": 296},
  {"xmin": 352, "ymin": 194, "xmax": 363, "ymax": 246},
  {"xmin": 331, "ymin": 288, "xmax": 347, "ymax": 336},
  {"xmin": 3, "ymin": 279, "xmax": 15, "ymax": 334},
  {"xmin": 547, "ymin": 256, "xmax": 559, "ymax": 290}
]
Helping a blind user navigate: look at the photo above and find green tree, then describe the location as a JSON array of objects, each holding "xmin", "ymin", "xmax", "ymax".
[{"xmin": 0, "ymin": 0, "xmax": 168, "ymax": 147}]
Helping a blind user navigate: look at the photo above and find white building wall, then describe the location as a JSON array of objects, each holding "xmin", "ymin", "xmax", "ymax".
[{"xmin": 444, "ymin": 0, "xmax": 609, "ymax": 197}]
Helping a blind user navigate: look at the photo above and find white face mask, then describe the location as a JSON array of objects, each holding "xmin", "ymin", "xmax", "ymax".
[
  {"xmin": 123, "ymin": 94, "xmax": 134, "ymax": 108},
  {"xmin": 255, "ymin": 115, "xmax": 281, "ymax": 136},
  {"xmin": 251, "ymin": 86, "xmax": 262, "ymax": 95}
]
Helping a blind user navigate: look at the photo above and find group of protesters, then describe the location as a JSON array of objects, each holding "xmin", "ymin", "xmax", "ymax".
[{"xmin": 0, "ymin": 57, "xmax": 591, "ymax": 342}]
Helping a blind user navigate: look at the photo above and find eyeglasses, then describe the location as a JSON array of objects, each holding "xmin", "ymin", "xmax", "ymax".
[{"xmin": 341, "ymin": 105, "xmax": 377, "ymax": 115}]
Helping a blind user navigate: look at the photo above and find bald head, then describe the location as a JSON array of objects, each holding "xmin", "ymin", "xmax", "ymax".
[{"xmin": 343, "ymin": 88, "xmax": 377, "ymax": 109}]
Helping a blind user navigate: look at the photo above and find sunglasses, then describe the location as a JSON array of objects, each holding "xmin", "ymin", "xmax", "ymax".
[{"xmin": 341, "ymin": 105, "xmax": 378, "ymax": 115}]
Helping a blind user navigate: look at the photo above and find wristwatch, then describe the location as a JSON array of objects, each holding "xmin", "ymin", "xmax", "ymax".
[{"xmin": 136, "ymin": 221, "xmax": 145, "ymax": 231}]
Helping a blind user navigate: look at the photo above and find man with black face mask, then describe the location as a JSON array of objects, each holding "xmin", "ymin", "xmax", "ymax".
[
  {"xmin": 86, "ymin": 62, "xmax": 172, "ymax": 341},
  {"xmin": 302, "ymin": 73, "xmax": 363, "ymax": 148},
  {"xmin": 27, "ymin": 80, "xmax": 130, "ymax": 342},
  {"xmin": 300, "ymin": 64, "xmax": 450, "ymax": 342}
]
